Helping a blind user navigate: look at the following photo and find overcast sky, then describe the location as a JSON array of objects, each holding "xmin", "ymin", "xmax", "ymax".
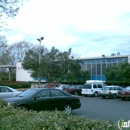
[{"xmin": 2, "ymin": 0, "xmax": 130, "ymax": 58}]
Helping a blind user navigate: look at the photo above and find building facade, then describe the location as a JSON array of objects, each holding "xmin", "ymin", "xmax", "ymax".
[
  {"xmin": 79, "ymin": 55, "xmax": 130, "ymax": 81},
  {"xmin": 16, "ymin": 55, "xmax": 130, "ymax": 82}
]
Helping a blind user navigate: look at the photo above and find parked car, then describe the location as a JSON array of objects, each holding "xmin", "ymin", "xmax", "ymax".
[
  {"xmin": 63, "ymin": 85, "xmax": 83, "ymax": 95},
  {"xmin": 99, "ymin": 85, "xmax": 124, "ymax": 99},
  {"xmin": 0, "ymin": 86, "xmax": 22, "ymax": 99},
  {"xmin": 81, "ymin": 81, "xmax": 106, "ymax": 97},
  {"xmin": 55, "ymin": 84, "xmax": 69, "ymax": 90},
  {"xmin": 4, "ymin": 88, "xmax": 81, "ymax": 114},
  {"xmin": 118, "ymin": 86, "xmax": 130, "ymax": 100},
  {"xmin": 43, "ymin": 82, "xmax": 61, "ymax": 88}
]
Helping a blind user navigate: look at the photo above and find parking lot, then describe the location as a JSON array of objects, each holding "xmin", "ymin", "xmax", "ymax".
[{"xmin": 73, "ymin": 95, "xmax": 130, "ymax": 123}]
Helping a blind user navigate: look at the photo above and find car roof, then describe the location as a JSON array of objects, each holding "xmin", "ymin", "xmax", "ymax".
[{"xmin": 29, "ymin": 88, "xmax": 64, "ymax": 90}]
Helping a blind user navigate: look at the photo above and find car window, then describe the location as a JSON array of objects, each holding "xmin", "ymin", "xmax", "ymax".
[
  {"xmin": 0, "ymin": 87, "xmax": 13, "ymax": 92},
  {"xmin": 119, "ymin": 87, "xmax": 123, "ymax": 90},
  {"xmin": 110, "ymin": 87, "xmax": 114, "ymax": 90},
  {"xmin": 103, "ymin": 87, "xmax": 110, "ymax": 90},
  {"xmin": 103, "ymin": 84, "xmax": 107, "ymax": 86},
  {"xmin": 114, "ymin": 87, "xmax": 120, "ymax": 90},
  {"xmin": 36, "ymin": 90, "xmax": 49, "ymax": 98},
  {"xmin": 50, "ymin": 89, "xmax": 65, "ymax": 97},
  {"xmin": 93, "ymin": 84, "xmax": 97, "ymax": 88},
  {"xmin": 83, "ymin": 84, "xmax": 92, "ymax": 89},
  {"xmin": 125, "ymin": 87, "xmax": 130, "ymax": 90},
  {"xmin": 97, "ymin": 84, "xmax": 102, "ymax": 88},
  {"xmin": 18, "ymin": 89, "xmax": 39, "ymax": 98},
  {"xmin": 70, "ymin": 86, "xmax": 76, "ymax": 88}
]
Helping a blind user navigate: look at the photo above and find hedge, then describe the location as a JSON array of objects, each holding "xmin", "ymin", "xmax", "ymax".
[
  {"xmin": 0, "ymin": 82, "xmax": 31, "ymax": 89},
  {"xmin": 0, "ymin": 99, "xmax": 118, "ymax": 130}
]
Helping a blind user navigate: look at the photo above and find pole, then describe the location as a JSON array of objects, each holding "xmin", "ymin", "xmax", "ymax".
[
  {"xmin": 38, "ymin": 40, "xmax": 41, "ymax": 87},
  {"xmin": 37, "ymin": 37, "xmax": 44, "ymax": 87}
]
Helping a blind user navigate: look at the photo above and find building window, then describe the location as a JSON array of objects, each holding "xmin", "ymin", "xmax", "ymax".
[
  {"xmin": 102, "ymin": 63, "xmax": 106, "ymax": 75},
  {"xmin": 97, "ymin": 64, "xmax": 101, "ymax": 75},
  {"xmin": 118, "ymin": 58, "xmax": 123, "ymax": 63},
  {"xmin": 111, "ymin": 58, "xmax": 117, "ymax": 63},
  {"xmin": 92, "ymin": 64, "xmax": 96, "ymax": 75},
  {"xmin": 87, "ymin": 64, "xmax": 91, "ymax": 74}
]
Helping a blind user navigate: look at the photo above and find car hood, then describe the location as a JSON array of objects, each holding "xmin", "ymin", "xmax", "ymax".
[{"xmin": 4, "ymin": 96, "xmax": 25, "ymax": 102}]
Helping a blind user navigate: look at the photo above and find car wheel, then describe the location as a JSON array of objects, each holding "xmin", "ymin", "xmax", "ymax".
[
  {"xmin": 19, "ymin": 105, "xmax": 28, "ymax": 110},
  {"xmin": 94, "ymin": 92, "xmax": 98, "ymax": 97},
  {"xmin": 112, "ymin": 94, "xmax": 117, "ymax": 99},
  {"xmin": 121, "ymin": 97, "xmax": 126, "ymax": 100},
  {"xmin": 102, "ymin": 96, "xmax": 106, "ymax": 99},
  {"xmin": 64, "ymin": 104, "xmax": 72, "ymax": 114}
]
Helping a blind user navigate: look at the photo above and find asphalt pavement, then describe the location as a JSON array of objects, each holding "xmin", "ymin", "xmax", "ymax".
[{"xmin": 73, "ymin": 96, "xmax": 130, "ymax": 123}]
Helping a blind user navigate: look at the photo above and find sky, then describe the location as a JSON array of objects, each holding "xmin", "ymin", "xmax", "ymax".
[{"xmin": 1, "ymin": 0, "xmax": 130, "ymax": 58}]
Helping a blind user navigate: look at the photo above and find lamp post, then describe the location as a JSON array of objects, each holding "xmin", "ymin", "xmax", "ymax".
[{"xmin": 37, "ymin": 37, "xmax": 44, "ymax": 87}]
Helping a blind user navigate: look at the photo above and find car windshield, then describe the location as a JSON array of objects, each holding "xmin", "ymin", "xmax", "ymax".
[
  {"xmin": 83, "ymin": 84, "xmax": 92, "ymax": 89},
  {"xmin": 17, "ymin": 89, "xmax": 39, "ymax": 98},
  {"xmin": 124, "ymin": 87, "xmax": 130, "ymax": 90},
  {"xmin": 69, "ymin": 86, "xmax": 76, "ymax": 88}
]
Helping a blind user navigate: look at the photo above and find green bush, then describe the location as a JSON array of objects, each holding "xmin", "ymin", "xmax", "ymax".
[
  {"xmin": 0, "ymin": 100, "xmax": 118, "ymax": 130},
  {"xmin": 0, "ymin": 99, "xmax": 7, "ymax": 108},
  {"xmin": 0, "ymin": 82, "xmax": 31, "ymax": 89}
]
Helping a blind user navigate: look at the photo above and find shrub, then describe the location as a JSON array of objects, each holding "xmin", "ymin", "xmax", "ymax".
[
  {"xmin": 0, "ymin": 99, "xmax": 7, "ymax": 108},
  {"xmin": 0, "ymin": 81, "xmax": 31, "ymax": 89},
  {"xmin": 0, "ymin": 100, "xmax": 118, "ymax": 130}
]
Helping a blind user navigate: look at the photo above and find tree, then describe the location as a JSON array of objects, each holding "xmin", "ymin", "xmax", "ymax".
[
  {"xmin": 22, "ymin": 47, "xmax": 84, "ymax": 83},
  {"xmin": 0, "ymin": 0, "xmax": 26, "ymax": 30},
  {"xmin": 8, "ymin": 40, "xmax": 35, "ymax": 64},
  {"xmin": 0, "ymin": 35, "xmax": 7, "ymax": 55},
  {"xmin": 0, "ymin": 35, "xmax": 10, "ymax": 65},
  {"xmin": 0, "ymin": 40, "xmax": 36, "ymax": 81},
  {"xmin": 105, "ymin": 62, "xmax": 130, "ymax": 86}
]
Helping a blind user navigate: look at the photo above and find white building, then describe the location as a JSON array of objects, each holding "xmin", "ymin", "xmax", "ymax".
[{"xmin": 16, "ymin": 62, "xmax": 34, "ymax": 81}]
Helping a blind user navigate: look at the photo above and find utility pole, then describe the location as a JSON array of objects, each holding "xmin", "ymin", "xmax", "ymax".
[{"xmin": 37, "ymin": 37, "xmax": 44, "ymax": 87}]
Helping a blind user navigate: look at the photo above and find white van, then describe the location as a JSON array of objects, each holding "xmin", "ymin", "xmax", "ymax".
[{"xmin": 81, "ymin": 80, "xmax": 106, "ymax": 97}]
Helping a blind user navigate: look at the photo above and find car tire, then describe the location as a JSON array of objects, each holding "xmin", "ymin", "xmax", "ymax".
[
  {"xmin": 94, "ymin": 92, "xmax": 98, "ymax": 97},
  {"xmin": 112, "ymin": 94, "xmax": 117, "ymax": 99},
  {"xmin": 64, "ymin": 104, "xmax": 72, "ymax": 114},
  {"xmin": 102, "ymin": 96, "xmax": 106, "ymax": 99},
  {"xmin": 121, "ymin": 97, "xmax": 126, "ymax": 100},
  {"xmin": 19, "ymin": 105, "xmax": 28, "ymax": 110}
]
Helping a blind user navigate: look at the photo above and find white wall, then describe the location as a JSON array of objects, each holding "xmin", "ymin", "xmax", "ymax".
[
  {"xmin": 128, "ymin": 55, "xmax": 130, "ymax": 64},
  {"xmin": 16, "ymin": 62, "xmax": 34, "ymax": 81}
]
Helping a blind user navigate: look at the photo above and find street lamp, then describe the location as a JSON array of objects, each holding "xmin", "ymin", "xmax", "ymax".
[{"xmin": 37, "ymin": 37, "xmax": 44, "ymax": 87}]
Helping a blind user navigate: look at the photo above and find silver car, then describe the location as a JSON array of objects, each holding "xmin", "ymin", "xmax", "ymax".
[
  {"xmin": 99, "ymin": 85, "xmax": 124, "ymax": 99},
  {"xmin": 55, "ymin": 84, "xmax": 69, "ymax": 90},
  {"xmin": 0, "ymin": 86, "xmax": 22, "ymax": 99}
]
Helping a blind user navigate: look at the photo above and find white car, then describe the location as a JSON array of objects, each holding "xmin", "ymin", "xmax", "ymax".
[
  {"xmin": 55, "ymin": 84, "xmax": 69, "ymax": 90},
  {"xmin": 0, "ymin": 86, "xmax": 22, "ymax": 99},
  {"xmin": 99, "ymin": 85, "xmax": 124, "ymax": 99},
  {"xmin": 81, "ymin": 82, "xmax": 106, "ymax": 97}
]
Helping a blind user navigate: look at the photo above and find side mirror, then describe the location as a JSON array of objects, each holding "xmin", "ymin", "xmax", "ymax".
[{"xmin": 34, "ymin": 96, "xmax": 40, "ymax": 99}]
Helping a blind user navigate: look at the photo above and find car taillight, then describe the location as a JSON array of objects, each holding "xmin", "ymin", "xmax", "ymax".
[{"xmin": 109, "ymin": 91, "xmax": 111, "ymax": 94}]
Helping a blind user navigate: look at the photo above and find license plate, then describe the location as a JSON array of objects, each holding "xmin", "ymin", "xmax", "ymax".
[{"xmin": 122, "ymin": 92, "xmax": 125, "ymax": 94}]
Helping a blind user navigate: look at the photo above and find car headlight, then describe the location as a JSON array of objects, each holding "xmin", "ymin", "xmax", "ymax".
[{"xmin": 8, "ymin": 102, "xmax": 15, "ymax": 106}]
